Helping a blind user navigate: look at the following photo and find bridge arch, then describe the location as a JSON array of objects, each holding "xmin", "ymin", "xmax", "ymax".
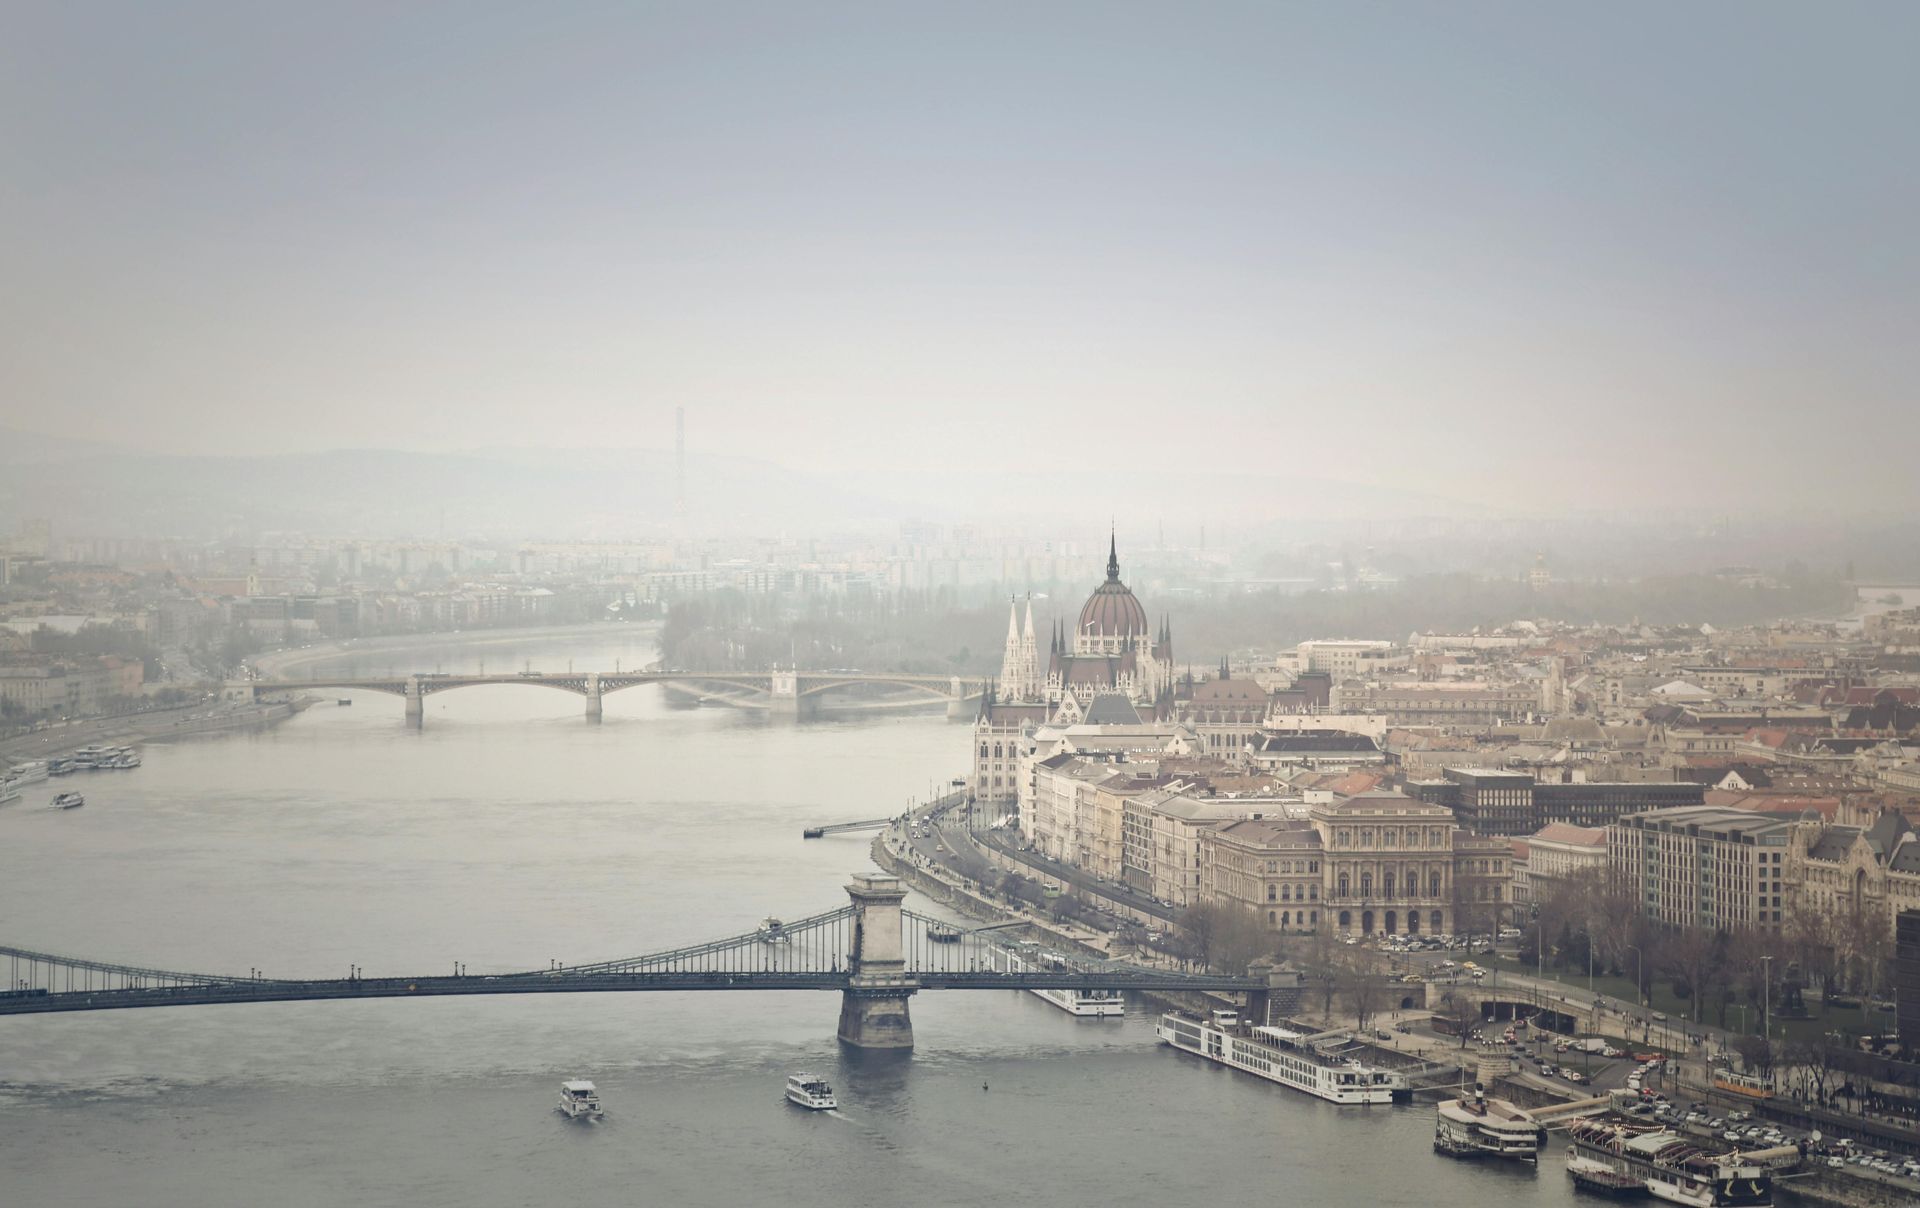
[{"xmin": 796, "ymin": 678, "xmax": 957, "ymax": 702}]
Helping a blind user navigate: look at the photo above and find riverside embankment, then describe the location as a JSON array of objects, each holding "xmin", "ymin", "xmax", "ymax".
[{"xmin": 0, "ymin": 698, "xmax": 305, "ymax": 764}]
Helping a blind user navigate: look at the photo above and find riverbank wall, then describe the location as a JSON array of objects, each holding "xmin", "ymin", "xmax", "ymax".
[
  {"xmin": 870, "ymin": 829, "xmax": 1243, "ymax": 1020},
  {"xmin": 1779, "ymin": 1166, "xmax": 1919, "ymax": 1208},
  {"xmin": 2, "ymin": 699, "xmax": 306, "ymax": 763}
]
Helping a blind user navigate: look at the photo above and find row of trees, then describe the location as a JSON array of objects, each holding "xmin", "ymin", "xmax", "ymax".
[
  {"xmin": 652, "ymin": 568, "xmax": 1856, "ymax": 678},
  {"xmin": 1164, "ymin": 870, "xmax": 1899, "ymax": 1054},
  {"xmin": 1174, "ymin": 902, "xmax": 1418, "ymax": 1035},
  {"xmin": 1526, "ymin": 869, "xmax": 1894, "ymax": 1031}
]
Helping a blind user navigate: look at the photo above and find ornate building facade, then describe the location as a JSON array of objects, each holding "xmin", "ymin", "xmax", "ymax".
[
  {"xmin": 971, "ymin": 537, "xmax": 1177, "ymax": 804},
  {"xmin": 1196, "ymin": 789, "xmax": 1509, "ymax": 937}
]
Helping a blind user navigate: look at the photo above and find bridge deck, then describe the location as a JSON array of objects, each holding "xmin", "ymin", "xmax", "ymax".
[{"xmin": 0, "ymin": 971, "xmax": 1261, "ymax": 1015}]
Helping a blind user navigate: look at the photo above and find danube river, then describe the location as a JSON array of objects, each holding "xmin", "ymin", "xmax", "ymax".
[{"xmin": 6, "ymin": 630, "xmax": 1593, "ymax": 1207}]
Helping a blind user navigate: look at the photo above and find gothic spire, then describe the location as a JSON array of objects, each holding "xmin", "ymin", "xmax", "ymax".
[{"xmin": 1106, "ymin": 529, "xmax": 1119, "ymax": 581}]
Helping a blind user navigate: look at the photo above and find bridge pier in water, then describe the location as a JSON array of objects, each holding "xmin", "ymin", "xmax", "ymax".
[
  {"xmin": 945, "ymin": 676, "xmax": 972, "ymax": 721},
  {"xmin": 584, "ymin": 675, "xmax": 602, "ymax": 722},
  {"xmin": 404, "ymin": 678, "xmax": 424, "ymax": 728},
  {"xmin": 767, "ymin": 667, "xmax": 815, "ymax": 721},
  {"xmin": 837, "ymin": 873, "xmax": 916, "ymax": 1050}
]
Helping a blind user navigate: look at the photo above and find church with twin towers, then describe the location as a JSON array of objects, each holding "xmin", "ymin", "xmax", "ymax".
[{"xmin": 972, "ymin": 536, "xmax": 1177, "ymax": 804}]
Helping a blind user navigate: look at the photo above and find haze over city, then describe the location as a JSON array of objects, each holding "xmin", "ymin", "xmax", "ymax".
[
  {"xmin": 6, "ymin": 2, "xmax": 1917, "ymax": 520},
  {"xmin": 6, "ymin": 5, "xmax": 1920, "ymax": 1207}
]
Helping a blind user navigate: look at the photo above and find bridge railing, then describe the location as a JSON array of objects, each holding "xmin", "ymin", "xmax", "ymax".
[{"xmin": 1, "ymin": 944, "xmax": 252, "ymax": 995}]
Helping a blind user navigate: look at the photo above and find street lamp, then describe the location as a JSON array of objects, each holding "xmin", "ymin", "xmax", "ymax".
[{"xmin": 1760, "ymin": 954, "xmax": 1772, "ymax": 1044}]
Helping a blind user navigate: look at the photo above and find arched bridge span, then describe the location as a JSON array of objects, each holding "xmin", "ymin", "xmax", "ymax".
[{"xmin": 239, "ymin": 669, "xmax": 988, "ymax": 724}]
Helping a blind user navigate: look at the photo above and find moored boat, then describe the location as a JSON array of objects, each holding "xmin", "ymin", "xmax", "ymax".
[
  {"xmin": 1157, "ymin": 1011, "xmax": 1410, "ymax": 1105},
  {"xmin": 1566, "ymin": 1150, "xmax": 1648, "ymax": 1196},
  {"xmin": 1434, "ymin": 1091, "xmax": 1546, "ymax": 1161},
  {"xmin": 5, "ymin": 761, "xmax": 48, "ymax": 786},
  {"xmin": 1564, "ymin": 1120, "xmax": 1772, "ymax": 1206},
  {"xmin": 989, "ymin": 943, "xmax": 1123, "ymax": 1017}
]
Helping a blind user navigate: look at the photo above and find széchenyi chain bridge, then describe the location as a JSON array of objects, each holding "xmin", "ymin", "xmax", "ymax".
[{"xmin": 2, "ymin": 875, "xmax": 1265, "ymax": 1048}]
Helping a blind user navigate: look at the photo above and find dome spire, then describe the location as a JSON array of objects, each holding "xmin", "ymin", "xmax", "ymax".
[{"xmin": 1106, "ymin": 529, "xmax": 1119, "ymax": 581}]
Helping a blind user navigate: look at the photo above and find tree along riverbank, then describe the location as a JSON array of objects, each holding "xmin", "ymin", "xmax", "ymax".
[{"xmin": 252, "ymin": 620, "xmax": 661, "ymax": 679}]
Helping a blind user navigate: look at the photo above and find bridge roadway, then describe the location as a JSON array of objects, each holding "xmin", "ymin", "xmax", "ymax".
[
  {"xmin": 0, "ymin": 970, "xmax": 1262, "ymax": 1016},
  {"xmin": 237, "ymin": 667, "xmax": 991, "ymax": 723},
  {"xmin": 1, "ymin": 883, "xmax": 1264, "ymax": 1045}
]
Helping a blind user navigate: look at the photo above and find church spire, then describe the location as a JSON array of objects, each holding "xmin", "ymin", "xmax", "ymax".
[{"xmin": 1106, "ymin": 529, "xmax": 1120, "ymax": 581}]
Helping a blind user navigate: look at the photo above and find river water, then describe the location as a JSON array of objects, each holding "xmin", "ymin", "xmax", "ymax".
[{"xmin": 5, "ymin": 629, "xmax": 1592, "ymax": 1207}]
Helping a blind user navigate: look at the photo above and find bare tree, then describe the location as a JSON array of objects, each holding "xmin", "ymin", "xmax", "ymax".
[
  {"xmin": 1733, "ymin": 1033, "xmax": 1773, "ymax": 1080},
  {"xmin": 1657, "ymin": 925, "xmax": 1725, "ymax": 1025},
  {"xmin": 1179, "ymin": 901, "xmax": 1272, "ymax": 974},
  {"xmin": 1438, "ymin": 988, "xmax": 1478, "ymax": 1049},
  {"xmin": 1843, "ymin": 903, "xmax": 1892, "ymax": 1014},
  {"xmin": 1282, "ymin": 928, "xmax": 1342, "ymax": 1022},
  {"xmin": 1785, "ymin": 902, "xmax": 1840, "ymax": 1003},
  {"xmin": 1179, "ymin": 902, "xmax": 1221, "ymax": 968},
  {"xmin": 1342, "ymin": 959, "xmax": 1386, "ymax": 1035}
]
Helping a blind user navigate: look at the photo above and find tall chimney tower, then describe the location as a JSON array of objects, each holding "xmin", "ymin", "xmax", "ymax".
[{"xmin": 674, "ymin": 406, "xmax": 687, "ymax": 518}]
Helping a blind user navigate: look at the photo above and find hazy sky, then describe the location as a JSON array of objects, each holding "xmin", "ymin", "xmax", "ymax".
[{"xmin": 3, "ymin": 2, "xmax": 1915, "ymax": 511}]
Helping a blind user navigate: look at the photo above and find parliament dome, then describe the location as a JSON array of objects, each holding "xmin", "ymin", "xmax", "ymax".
[{"xmin": 1077, "ymin": 537, "xmax": 1149, "ymax": 638}]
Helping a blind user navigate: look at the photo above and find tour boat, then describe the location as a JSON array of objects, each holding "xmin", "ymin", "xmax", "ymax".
[
  {"xmin": 1566, "ymin": 1150, "xmax": 1650, "ymax": 1196},
  {"xmin": 1156, "ymin": 1012, "xmax": 1410, "ymax": 1105},
  {"xmin": 5, "ymin": 761, "xmax": 48, "ymax": 785},
  {"xmin": 557, "ymin": 1080, "xmax": 604, "ymax": 1119},
  {"xmin": 1433, "ymin": 1092, "xmax": 1546, "ymax": 1161},
  {"xmin": 51, "ymin": 792, "xmax": 85, "ymax": 810},
  {"xmin": 1564, "ymin": 1120, "xmax": 1772, "ymax": 1206},
  {"xmin": 785, "ymin": 1072, "xmax": 837, "ymax": 1110},
  {"xmin": 989, "ymin": 944, "xmax": 1123, "ymax": 1017},
  {"xmin": 104, "ymin": 747, "xmax": 141, "ymax": 769},
  {"xmin": 0, "ymin": 779, "xmax": 20, "ymax": 805}
]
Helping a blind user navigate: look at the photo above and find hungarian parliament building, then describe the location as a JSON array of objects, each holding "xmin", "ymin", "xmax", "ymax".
[{"xmin": 972, "ymin": 538, "xmax": 1265, "ymax": 803}]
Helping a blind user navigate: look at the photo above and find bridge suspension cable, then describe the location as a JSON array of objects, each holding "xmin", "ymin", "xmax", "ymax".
[
  {"xmin": 550, "ymin": 905, "xmax": 858, "ymax": 977},
  {"xmin": 1, "ymin": 943, "xmax": 253, "ymax": 995}
]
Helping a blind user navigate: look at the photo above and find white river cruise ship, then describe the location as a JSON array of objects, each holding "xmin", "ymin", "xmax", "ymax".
[
  {"xmin": 1156, "ymin": 1012, "xmax": 1409, "ymax": 1105},
  {"xmin": 989, "ymin": 944, "xmax": 1124, "ymax": 1017}
]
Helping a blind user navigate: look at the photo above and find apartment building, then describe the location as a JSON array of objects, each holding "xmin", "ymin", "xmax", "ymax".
[{"xmin": 1607, "ymin": 806, "xmax": 1794, "ymax": 931}]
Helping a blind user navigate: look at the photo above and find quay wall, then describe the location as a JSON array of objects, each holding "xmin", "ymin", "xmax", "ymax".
[
  {"xmin": 1778, "ymin": 1166, "xmax": 1920, "ymax": 1208},
  {"xmin": 3, "ymin": 699, "xmax": 302, "ymax": 763},
  {"xmin": 869, "ymin": 831, "xmax": 1229, "ymax": 1019}
]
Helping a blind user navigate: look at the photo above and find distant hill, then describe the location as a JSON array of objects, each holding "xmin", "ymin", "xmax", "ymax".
[
  {"xmin": 0, "ymin": 439, "xmax": 899, "ymax": 540},
  {"xmin": 0, "ymin": 424, "xmax": 131, "ymax": 465}
]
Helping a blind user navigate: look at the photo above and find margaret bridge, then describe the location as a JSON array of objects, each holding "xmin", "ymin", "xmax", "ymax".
[
  {"xmin": 1, "ymin": 874, "xmax": 1268, "ymax": 1048},
  {"xmin": 234, "ymin": 667, "xmax": 990, "ymax": 724}
]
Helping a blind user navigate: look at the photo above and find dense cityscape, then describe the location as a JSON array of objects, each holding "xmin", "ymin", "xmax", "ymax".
[
  {"xmin": 8, "ymin": 3, "xmax": 1920, "ymax": 1205},
  {"xmin": 7, "ymin": 508, "xmax": 1920, "ymax": 1204}
]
